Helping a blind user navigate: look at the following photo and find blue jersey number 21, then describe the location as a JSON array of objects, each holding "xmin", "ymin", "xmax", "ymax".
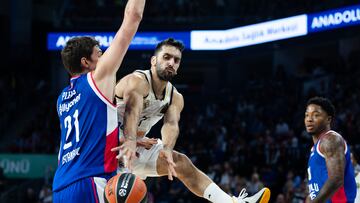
[{"xmin": 63, "ymin": 109, "xmax": 80, "ymax": 150}]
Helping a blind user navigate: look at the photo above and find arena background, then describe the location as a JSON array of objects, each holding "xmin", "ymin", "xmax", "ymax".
[{"xmin": 1, "ymin": 0, "xmax": 360, "ymax": 202}]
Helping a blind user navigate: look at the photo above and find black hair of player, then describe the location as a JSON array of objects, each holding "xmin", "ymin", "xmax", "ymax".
[
  {"xmin": 154, "ymin": 38, "xmax": 185, "ymax": 56},
  {"xmin": 307, "ymin": 96, "xmax": 335, "ymax": 118}
]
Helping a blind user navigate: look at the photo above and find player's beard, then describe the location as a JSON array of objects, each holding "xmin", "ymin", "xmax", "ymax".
[
  {"xmin": 307, "ymin": 124, "xmax": 327, "ymax": 136},
  {"xmin": 156, "ymin": 64, "xmax": 176, "ymax": 81}
]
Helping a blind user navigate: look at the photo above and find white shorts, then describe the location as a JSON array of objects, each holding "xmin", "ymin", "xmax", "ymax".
[
  {"xmin": 93, "ymin": 177, "xmax": 107, "ymax": 203},
  {"xmin": 118, "ymin": 139, "xmax": 163, "ymax": 179}
]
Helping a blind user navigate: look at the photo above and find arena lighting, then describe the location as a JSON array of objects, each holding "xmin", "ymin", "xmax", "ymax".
[{"xmin": 47, "ymin": 4, "xmax": 360, "ymax": 51}]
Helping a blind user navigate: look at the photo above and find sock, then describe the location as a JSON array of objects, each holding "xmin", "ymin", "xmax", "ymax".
[{"xmin": 203, "ymin": 182, "xmax": 234, "ymax": 203}]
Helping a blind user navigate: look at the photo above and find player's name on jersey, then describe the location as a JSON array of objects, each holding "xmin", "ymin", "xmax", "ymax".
[
  {"xmin": 62, "ymin": 147, "xmax": 80, "ymax": 165},
  {"xmin": 58, "ymin": 93, "xmax": 81, "ymax": 116},
  {"xmin": 62, "ymin": 90, "xmax": 77, "ymax": 100},
  {"xmin": 308, "ymin": 183, "xmax": 320, "ymax": 200}
]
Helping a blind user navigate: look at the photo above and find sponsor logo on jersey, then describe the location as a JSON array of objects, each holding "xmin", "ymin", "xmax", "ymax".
[{"xmin": 59, "ymin": 94, "xmax": 81, "ymax": 116}]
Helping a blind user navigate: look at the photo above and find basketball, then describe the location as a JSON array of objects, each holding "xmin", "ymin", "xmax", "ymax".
[{"xmin": 104, "ymin": 173, "xmax": 147, "ymax": 203}]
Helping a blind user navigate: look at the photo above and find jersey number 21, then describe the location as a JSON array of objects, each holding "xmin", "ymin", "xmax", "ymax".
[{"xmin": 63, "ymin": 109, "xmax": 80, "ymax": 150}]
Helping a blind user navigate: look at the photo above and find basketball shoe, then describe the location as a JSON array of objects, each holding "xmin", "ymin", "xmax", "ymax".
[{"xmin": 232, "ymin": 187, "xmax": 271, "ymax": 203}]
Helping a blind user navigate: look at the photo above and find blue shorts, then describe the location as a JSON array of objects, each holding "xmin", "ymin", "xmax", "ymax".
[{"xmin": 53, "ymin": 177, "xmax": 107, "ymax": 203}]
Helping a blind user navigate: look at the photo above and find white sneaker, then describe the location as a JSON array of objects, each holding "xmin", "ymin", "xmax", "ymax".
[{"xmin": 232, "ymin": 188, "xmax": 271, "ymax": 203}]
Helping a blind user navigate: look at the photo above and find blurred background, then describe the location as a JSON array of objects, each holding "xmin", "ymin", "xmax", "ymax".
[{"xmin": 1, "ymin": 0, "xmax": 360, "ymax": 202}]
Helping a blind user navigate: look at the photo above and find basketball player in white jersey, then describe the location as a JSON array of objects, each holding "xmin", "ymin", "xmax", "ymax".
[{"xmin": 111, "ymin": 38, "xmax": 271, "ymax": 203}]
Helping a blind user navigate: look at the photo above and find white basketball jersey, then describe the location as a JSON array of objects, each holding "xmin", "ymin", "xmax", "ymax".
[{"xmin": 116, "ymin": 70, "xmax": 174, "ymax": 137}]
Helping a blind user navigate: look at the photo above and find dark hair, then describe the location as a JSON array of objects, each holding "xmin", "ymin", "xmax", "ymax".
[
  {"xmin": 307, "ymin": 96, "xmax": 335, "ymax": 118},
  {"xmin": 154, "ymin": 38, "xmax": 185, "ymax": 56},
  {"xmin": 61, "ymin": 36, "xmax": 100, "ymax": 75}
]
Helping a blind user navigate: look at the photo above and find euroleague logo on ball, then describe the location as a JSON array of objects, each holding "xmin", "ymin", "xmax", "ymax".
[
  {"xmin": 118, "ymin": 188, "xmax": 127, "ymax": 197},
  {"xmin": 104, "ymin": 173, "xmax": 148, "ymax": 203},
  {"xmin": 117, "ymin": 173, "xmax": 131, "ymax": 197}
]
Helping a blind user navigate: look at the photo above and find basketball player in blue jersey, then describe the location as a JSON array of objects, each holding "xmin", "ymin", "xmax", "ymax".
[
  {"xmin": 112, "ymin": 38, "xmax": 271, "ymax": 203},
  {"xmin": 52, "ymin": 0, "xmax": 146, "ymax": 202},
  {"xmin": 305, "ymin": 97, "xmax": 356, "ymax": 203}
]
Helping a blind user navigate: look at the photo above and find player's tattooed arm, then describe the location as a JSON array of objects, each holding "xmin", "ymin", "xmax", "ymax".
[
  {"xmin": 312, "ymin": 133, "xmax": 345, "ymax": 203},
  {"xmin": 112, "ymin": 73, "xmax": 149, "ymax": 169},
  {"xmin": 122, "ymin": 74, "xmax": 149, "ymax": 141}
]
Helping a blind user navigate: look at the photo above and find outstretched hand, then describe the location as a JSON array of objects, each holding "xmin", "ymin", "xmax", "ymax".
[
  {"xmin": 119, "ymin": 136, "xmax": 158, "ymax": 150},
  {"xmin": 111, "ymin": 139, "xmax": 137, "ymax": 171},
  {"xmin": 137, "ymin": 137, "xmax": 158, "ymax": 149},
  {"xmin": 159, "ymin": 148, "xmax": 177, "ymax": 181}
]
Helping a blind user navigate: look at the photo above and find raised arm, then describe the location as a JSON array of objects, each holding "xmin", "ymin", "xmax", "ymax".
[
  {"xmin": 312, "ymin": 133, "xmax": 346, "ymax": 203},
  {"xmin": 93, "ymin": 0, "xmax": 146, "ymax": 101}
]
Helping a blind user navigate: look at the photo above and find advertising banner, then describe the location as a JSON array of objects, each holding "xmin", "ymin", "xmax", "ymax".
[
  {"xmin": 47, "ymin": 32, "xmax": 190, "ymax": 51},
  {"xmin": 308, "ymin": 4, "xmax": 360, "ymax": 33},
  {"xmin": 0, "ymin": 154, "xmax": 57, "ymax": 178},
  {"xmin": 191, "ymin": 15, "xmax": 308, "ymax": 50}
]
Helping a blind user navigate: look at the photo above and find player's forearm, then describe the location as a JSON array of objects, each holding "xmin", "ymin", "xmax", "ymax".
[
  {"xmin": 124, "ymin": 0, "xmax": 145, "ymax": 22},
  {"xmin": 161, "ymin": 124, "xmax": 179, "ymax": 150},
  {"xmin": 97, "ymin": 0, "xmax": 145, "ymax": 74},
  {"xmin": 123, "ymin": 118, "xmax": 139, "ymax": 141},
  {"xmin": 122, "ymin": 88, "xmax": 145, "ymax": 141},
  {"xmin": 123, "ymin": 108, "xmax": 141, "ymax": 141},
  {"xmin": 116, "ymin": 0, "xmax": 145, "ymax": 46},
  {"xmin": 312, "ymin": 178, "xmax": 343, "ymax": 203}
]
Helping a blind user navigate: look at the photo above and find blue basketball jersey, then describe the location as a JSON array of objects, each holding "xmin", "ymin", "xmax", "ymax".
[
  {"xmin": 307, "ymin": 130, "xmax": 356, "ymax": 203},
  {"xmin": 53, "ymin": 72, "xmax": 119, "ymax": 192}
]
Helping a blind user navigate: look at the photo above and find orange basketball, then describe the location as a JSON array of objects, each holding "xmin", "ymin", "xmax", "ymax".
[{"xmin": 104, "ymin": 173, "xmax": 147, "ymax": 203}]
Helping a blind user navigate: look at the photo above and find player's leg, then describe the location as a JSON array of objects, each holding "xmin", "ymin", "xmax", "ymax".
[
  {"xmin": 156, "ymin": 151, "xmax": 270, "ymax": 203},
  {"xmin": 130, "ymin": 139, "xmax": 270, "ymax": 203},
  {"xmin": 157, "ymin": 151, "xmax": 227, "ymax": 199},
  {"xmin": 158, "ymin": 150, "xmax": 212, "ymax": 196}
]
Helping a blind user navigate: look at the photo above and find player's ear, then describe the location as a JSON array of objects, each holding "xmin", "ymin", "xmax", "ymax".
[
  {"xmin": 80, "ymin": 57, "xmax": 89, "ymax": 68},
  {"xmin": 327, "ymin": 116, "xmax": 332, "ymax": 123},
  {"xmin": 151, "ymin": 56, "xmax": 157, "ymax": 66}
]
